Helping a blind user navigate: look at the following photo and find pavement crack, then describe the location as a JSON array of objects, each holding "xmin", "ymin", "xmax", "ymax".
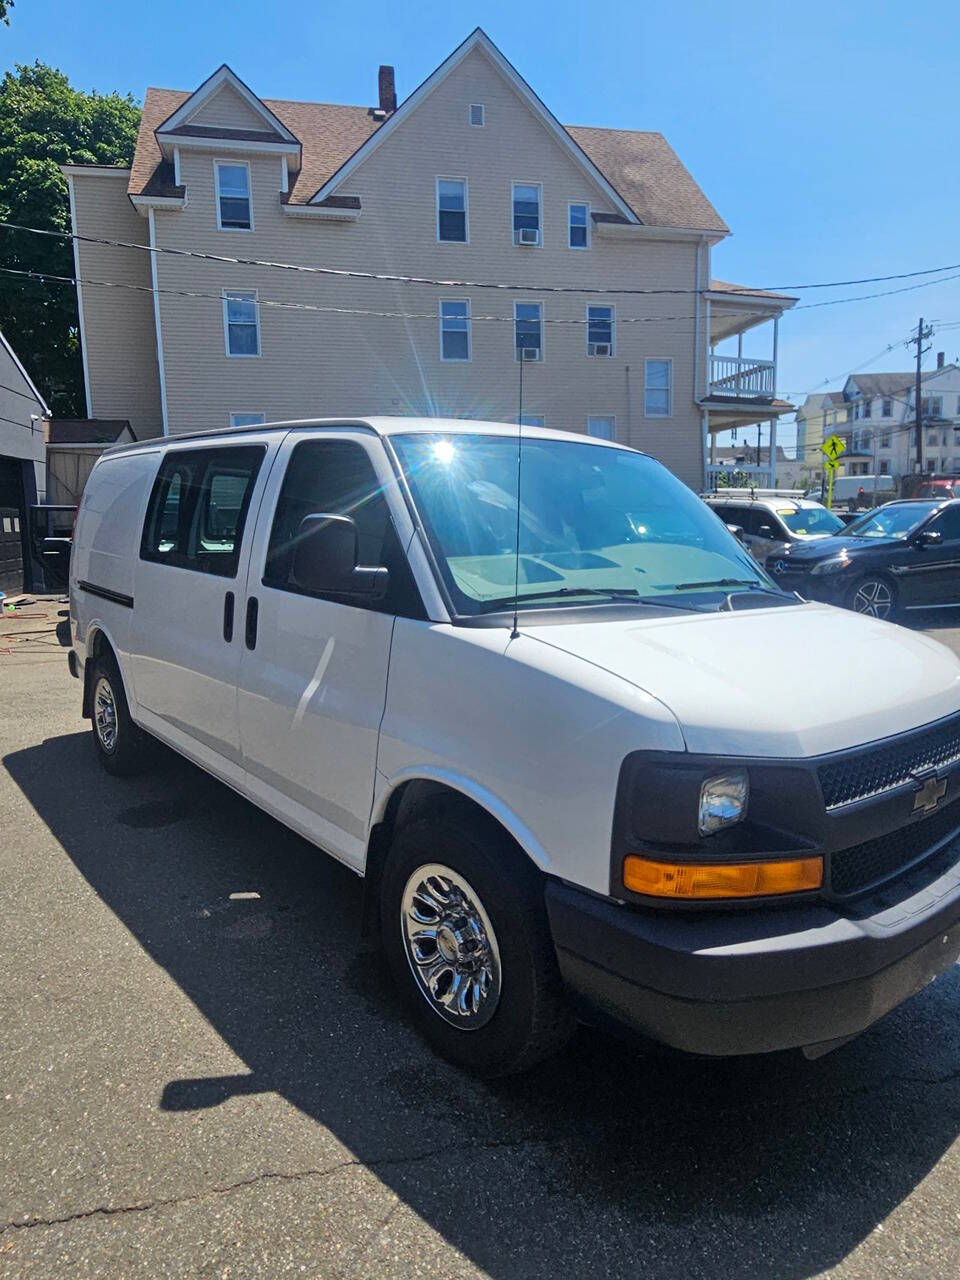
[{"xmin": 0, "ymin": 1135, "xmax": 545, "ymax": 1236}]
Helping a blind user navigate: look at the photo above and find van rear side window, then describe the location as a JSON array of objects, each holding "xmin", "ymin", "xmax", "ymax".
[{"xmin": 140, "ymin": 445, "xmax": 265, "ymax": 577}]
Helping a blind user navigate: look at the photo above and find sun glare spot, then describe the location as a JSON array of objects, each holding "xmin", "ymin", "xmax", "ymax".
[{"xmin": 432, "ymin": 439, "xmax": 456, "ymax": 465}]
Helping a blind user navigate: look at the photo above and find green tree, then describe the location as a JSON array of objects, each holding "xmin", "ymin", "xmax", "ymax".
[
  {"xmin": 1, "ymin": 2, "xmax": 13, "ymax": 27},
  {"xmin": 0, "ymin": 62, "xmax": 140, "ymax": 416}
]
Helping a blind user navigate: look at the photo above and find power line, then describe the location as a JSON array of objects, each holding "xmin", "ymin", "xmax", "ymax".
[{"xmin": 4, "ymin": 219, "xmax": 960, "ymax": 302}]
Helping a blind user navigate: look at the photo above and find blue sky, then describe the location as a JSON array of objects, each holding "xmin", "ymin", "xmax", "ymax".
[{"xmin": 4, "ymin": 0, "xmax": 959, "ymax": 449}]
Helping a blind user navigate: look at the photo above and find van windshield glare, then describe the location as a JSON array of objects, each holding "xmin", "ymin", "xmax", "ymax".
[{"xmin": 391, "ymin": 433, "xmax": 774, "ymax": 615}]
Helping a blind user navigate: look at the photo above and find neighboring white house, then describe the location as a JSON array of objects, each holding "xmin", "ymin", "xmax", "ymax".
[
  {"xmin": 0, "ymin": 327, "xmax": 48, "ymax": 594},
  {"xmin": 63, "ymin": 28, "xmax": 795, "ymax": 491},
  {"xmin": 797, "ymin": 356, "xmax": 960, "ymax": 481}
]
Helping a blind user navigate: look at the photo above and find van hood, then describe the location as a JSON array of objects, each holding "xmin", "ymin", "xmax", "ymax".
[{"xmin": 524, "ymin": 602, "xmax": 960, "ymax": 757}]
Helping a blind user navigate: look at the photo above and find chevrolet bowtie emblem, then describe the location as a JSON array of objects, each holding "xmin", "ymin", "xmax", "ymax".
[{"xmin": 913, "ymin": 775, "xmax": 947, "ymax": 814}]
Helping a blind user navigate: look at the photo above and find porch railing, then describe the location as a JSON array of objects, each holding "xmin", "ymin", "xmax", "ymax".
[{"xmin": 709, "ymin": 355, "xmax": 775, "ymax": 399}]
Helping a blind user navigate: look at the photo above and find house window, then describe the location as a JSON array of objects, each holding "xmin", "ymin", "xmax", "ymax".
[
  {"xmin": 514, "ymin": 302, "xmax": 542, "ymax": 361},
  {"xmin": 519, "ymin": 414, "xmax": 544, "ymax": 428},
  {"xmin": 587, "ymin": 305, "xmax": 614, "ymax": 356},
  {"xmin": 439, "ymin": 300, "xmax": 470, "ymax": 361},
  {"xmin": 230, "ymin": 412, "xmax": 266, "ymax": 428},
  {"xmin": 882, "ymin": 398, "xmax": 892, "ymax": 416},
  {"xmin": 512, "ymin": 182, "xmax": 541, "ymax": 245},
  {"xmin": 587, "ymin": 416, "xmax": 615, "ymax": 440},
  {"xmin": 644, "ymin": 359, "xmax": 672, "ymax": 416},
  {"xmin": 469, "ymin": 104, "xmax": 484, "ymax": 127},
  {"xmin": 844, "ymin": 407, "xmax": 852, "ymax": 422},
  {"xmin": 879, "ymin": 460, "xmax": 889, "ymax": 475},
  {"xmin": 922, "ymin": 396, "xmax": 944, "ymax": 418},
  {"xmin": 569, "ymin": 203, "xmax": 589, "ymax": 249},
  {"xmin": 880, "ymin": 432, "xmax": 890, "ymax": 448},
  {"xmin": 223, "ymin": 290, "xmax": 260, "ymax": 357},
  {"xmin": 863, "ymin": 398, "xmax": 872, "ymax": 419},
  {"xmin": 927, "ymin": 460, "xmax": 937, "ymax": 473},
  {"xmin": 215, "ymin": 162, "xmax": 252, "ymax": 230},
  {"xmin": 437, "ymin": 179, "xmax": 467, "ymax": 242},
  {"xmin": 928, "ymin": 431, "xmax": 939, "ymax": 446}
]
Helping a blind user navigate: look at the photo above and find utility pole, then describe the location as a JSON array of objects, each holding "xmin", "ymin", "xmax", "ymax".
[{"xmin": 909, "ymin": 317, "xmax": 934, "ymax": 472}]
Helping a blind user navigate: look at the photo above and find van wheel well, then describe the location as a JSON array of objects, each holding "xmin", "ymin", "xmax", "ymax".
[
  {"xmin": 360, "ymin": 781, "xmax": 532, "ymax": 937},
  {"xmin": 82, "ymin": 629, "xmax": 118, "ymax": 719}
]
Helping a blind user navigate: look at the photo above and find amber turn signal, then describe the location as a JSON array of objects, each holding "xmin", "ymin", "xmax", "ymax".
[{"xmin": 623, "ymin": 855, "xmax": 823, "ymax": 900}]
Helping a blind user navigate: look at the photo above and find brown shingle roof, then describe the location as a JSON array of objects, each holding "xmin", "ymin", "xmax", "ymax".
[
  {"xmin": 709, "ymin": 279, "xmax": 797, "ymax": 302},
  {"xmin": 47, "ymin": 419, "xmax": 133, "ymax": 444},
  {"xmin": 129, "ymin": 87, "xmax": 727, "ymax": 231}
]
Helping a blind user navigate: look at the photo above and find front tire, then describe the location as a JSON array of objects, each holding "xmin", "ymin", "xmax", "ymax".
[
  {"xmin": 90, "ymin": 654, "xmax": 150, "ymax": 777},
  {"xmin": 847, "ymin": 574, "xmax": 897, "ymax": 621},
  {"xmin": 380, "ymin": 801, "xmax": 575, "ymax": 1077}
]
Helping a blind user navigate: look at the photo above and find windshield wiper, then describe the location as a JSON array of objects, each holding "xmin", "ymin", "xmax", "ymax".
[
  {"xmin": 509, "ymin": 586, "xmax": 642, "ymax": 605},
  {"xmin": 673, "ymin": 578, "xmax": 765, "ymax": 591}
]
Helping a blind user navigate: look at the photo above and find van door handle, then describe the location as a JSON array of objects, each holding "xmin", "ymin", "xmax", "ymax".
[
  {"xmin": 244, "ymin": 596, "xmax": 259, "ymax": 650},
  {"xmin": 223, "ymin": 591, "xmax": 235, "ymax": 642}
]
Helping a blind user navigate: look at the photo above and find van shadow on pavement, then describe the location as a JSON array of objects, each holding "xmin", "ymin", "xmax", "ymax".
[{"xmin": 5, "ymin": 730, "xmax": 960, "ymax": 1279}]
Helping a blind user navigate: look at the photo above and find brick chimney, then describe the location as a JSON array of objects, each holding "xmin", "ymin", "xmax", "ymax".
[
  {"xmin": 937, "ymin": 351, "xmax": 945, "ymax": 369},
  {"xmin": 378, "ymin": 65, "xmax": 397, "ymax": 114}
]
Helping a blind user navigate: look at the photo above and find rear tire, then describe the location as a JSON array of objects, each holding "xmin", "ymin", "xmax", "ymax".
[
  {"xmin": 847, "ymin": 574, "xmax": 897, "ymax": 621},
  {"xmin": 90, "ymin": 654, "xmax": 151, "ymax": 777},
  {"xmin": 380, "ymin": 800, "xmax": 575, "ymax": 1077}
]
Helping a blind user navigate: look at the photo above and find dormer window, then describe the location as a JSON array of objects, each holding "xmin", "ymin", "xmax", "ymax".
[{"xmin": 216, "ymin": 161, "xmax": 252, "ymax": 231}]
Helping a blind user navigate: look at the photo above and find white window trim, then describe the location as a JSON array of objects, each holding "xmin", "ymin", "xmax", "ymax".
[
  {"xmin": 569, "ymin": 201, "xmax": 591, "ymax": 250},
  {"xmin": 586, "ymin": 303, "xmax": 615, "ymax": 357},
  {"xmin": 469, "ymin": 103, "xmax": 485, "ymax": 127},
  {"xmin": 438, "ymin": 298, "xmax": 471, "ymax": 362},
  {"xmin": 644, "ymin": 357, "xmax": 673, "ymax": 417},
  {"xmin": 436, "ymin": 177, "xmax": 469, "ymax": 244},
  {"xmin": 587, "ymin": 416, "xmax": 616, "ymax": 441},
  {"xmin": 514, "ymin": 300, "xmax": 544, "ymax": 362},
  {"xmin": 215, "ymin": 158, "xmax": 253, "ymax": 232},
  {"xmin": 511, "ymin": 180, "xmax": 543, "ymax": 247},
  {"xmin": 229, "ymin": 412, "xmax": 266, "ymax": 427},
  {"xmin": 222, "ymin": 288, "xmax": 261, "ymax": 358}
]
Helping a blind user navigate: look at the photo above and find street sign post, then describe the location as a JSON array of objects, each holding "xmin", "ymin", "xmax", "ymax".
[{"xmin": 821, "ymin": 435, "xmax": 846, "ymax": 510}]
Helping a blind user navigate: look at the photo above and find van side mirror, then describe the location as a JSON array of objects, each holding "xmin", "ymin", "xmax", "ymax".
[
  {"xmin": 726, "ymin": 523, "xmax": 746, "ymax": 544},
  {"xmin": 291, "ymin": 514, "xmax": 389, "ymax": 597},
  {"xmin": 912, "ymin": 528, "xmax": 942, "ymax": 548}
]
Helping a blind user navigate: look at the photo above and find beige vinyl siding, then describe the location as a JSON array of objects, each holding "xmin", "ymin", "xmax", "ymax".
[
  {"xmin": 189, "ymin": 84, "xmax": 278, "ymax": 132},
  {"xmin": 70, "ymin": 172, "xmax": 164, "ymax": 439},
  {"xmin": 150, "ymin": 46, "xmax": 703, "ymax": 485}
]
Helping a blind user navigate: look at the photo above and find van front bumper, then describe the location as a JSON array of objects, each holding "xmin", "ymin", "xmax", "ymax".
[{"xmin": 545, "ymin": 845, "xmax": 960, "ymax": 1055}]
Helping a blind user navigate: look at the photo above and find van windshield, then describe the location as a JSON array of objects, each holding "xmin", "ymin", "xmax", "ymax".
[
  {"xmin": 392, "ymin": 433, "xmax": 777, "ymax": 616},
  {"xmin": 779, "ymin": 507, "xmax": 844, "ymax": 536}
]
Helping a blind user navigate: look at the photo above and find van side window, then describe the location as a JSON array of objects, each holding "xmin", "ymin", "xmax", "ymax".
[
  {"xmin": 262, "ymin": 439, "xmax": 423, "ymax": 617},
  {"xmin": 141, "ymin": 445, "xmax": 265, "ymax": 577}
]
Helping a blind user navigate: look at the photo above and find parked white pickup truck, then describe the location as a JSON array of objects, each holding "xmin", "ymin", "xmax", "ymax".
[{"xmin": 68, "ymin": 418, "xmax": 960, "ymax": 1074}]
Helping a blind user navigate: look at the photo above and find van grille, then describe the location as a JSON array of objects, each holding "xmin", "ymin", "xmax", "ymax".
[
  {"xmin": 817, "ymin": 713, "xmax": 960, "ymax": 810},
  {"xmin": 830, "ymin": 798, "xmax": 960, "ymax": 897}
]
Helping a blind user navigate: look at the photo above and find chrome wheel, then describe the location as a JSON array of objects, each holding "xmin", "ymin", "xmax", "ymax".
[
  {"xmin": 94, "ymin": 676, "xmax": 118, "ymax": 753},
  {"xmin": 851, "ymin": 578, "xmax": 894, "ymax": 619},
  {"xmin": 400, "ymin": 863, "xmax": 502, "ymax": 1030}
]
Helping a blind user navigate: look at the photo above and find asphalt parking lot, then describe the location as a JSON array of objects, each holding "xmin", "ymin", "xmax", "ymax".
[{"xmin": 4, "ymin": 600, "xmax": 960, "ymax": 1278}]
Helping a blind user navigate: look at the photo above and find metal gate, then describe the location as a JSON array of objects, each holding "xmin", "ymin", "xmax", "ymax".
[{"xmin": 0, "ymin": 506, "xmax": 24, "ymax": 595}]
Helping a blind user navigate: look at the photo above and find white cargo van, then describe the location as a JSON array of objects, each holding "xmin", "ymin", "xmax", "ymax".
[{"xmin": 69, "ymin": 419, "xmax": 960, "ymax": 1074}]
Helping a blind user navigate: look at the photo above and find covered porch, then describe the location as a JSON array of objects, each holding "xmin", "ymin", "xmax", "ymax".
[{"xmin": 700, "ymin": 280, "xmax": 797, "ymax": 488}]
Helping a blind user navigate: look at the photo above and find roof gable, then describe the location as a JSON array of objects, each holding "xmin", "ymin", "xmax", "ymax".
[
  {"xmin": 0, "ymin": 327, "xmax": 49, "ymax": 416},
  {"xmin": 308, "ymin": 28, "xmax": 639, "ymax": 222},
  {"xmin": 155, "ymin": 65, "xmax": 298, "ymax": 142}
]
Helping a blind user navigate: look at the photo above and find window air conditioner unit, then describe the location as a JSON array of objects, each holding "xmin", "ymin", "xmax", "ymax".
[
  {"xmin": 517, "ymin": 227, "xmax": 540, "ymax": 246},
  {"xmin": 588, "ymin": 343, "xmax": 611, "ymax": 357},
  {"xmin": 521, "ymin": 346, "xmax": 540, "ymax": 361}
]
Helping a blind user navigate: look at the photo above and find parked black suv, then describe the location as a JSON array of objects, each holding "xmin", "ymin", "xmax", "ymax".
[{"xmin": 766, "ymin": 499, "xmax": 960, "ymax": 620}]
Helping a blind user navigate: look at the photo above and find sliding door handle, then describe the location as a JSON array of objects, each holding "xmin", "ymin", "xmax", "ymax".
[
  {"xmin": 223, "ymin": 591, "xmax": 235, "ymax": 642},
  {"xmin": 244, "ymin": 596, "xmax": 259, "ymax": 650}
]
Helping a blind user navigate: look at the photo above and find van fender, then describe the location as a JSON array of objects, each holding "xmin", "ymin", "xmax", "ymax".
[
  {"xmin": 370, "ymin": 764, "xmax": 555, "ymax": 876},
  {"xmin": 80, "ymin": 619, "xmax": 133, "ymax": 719}
]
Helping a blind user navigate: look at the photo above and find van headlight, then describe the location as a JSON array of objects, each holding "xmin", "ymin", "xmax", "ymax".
[
  {"xmin": 698, "ymin": 771, "xmax": 749, "ymax": 836},
  {"xmin": 810, "ymin": 554, "xmax": 851, "ymax": 576}
]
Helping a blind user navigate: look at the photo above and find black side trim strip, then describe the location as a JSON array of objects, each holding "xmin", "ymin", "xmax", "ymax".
[{"xmin": 78, "ymin": 580, "xmax": 134, "ymax": 609}]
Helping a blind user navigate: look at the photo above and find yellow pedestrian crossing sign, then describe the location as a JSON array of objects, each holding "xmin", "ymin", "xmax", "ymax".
[
  {"xmin": 823, "ymin": 456, "xmax": 840, "ymax": 473},
  {"xmin": 822, "ymin": 434, "xmax": 846, "ymax": 462}
]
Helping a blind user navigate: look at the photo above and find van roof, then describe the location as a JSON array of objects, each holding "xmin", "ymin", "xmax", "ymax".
[{"xmin": 103, "ymin": 417, "xmax": 638, "ymax": 457}]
